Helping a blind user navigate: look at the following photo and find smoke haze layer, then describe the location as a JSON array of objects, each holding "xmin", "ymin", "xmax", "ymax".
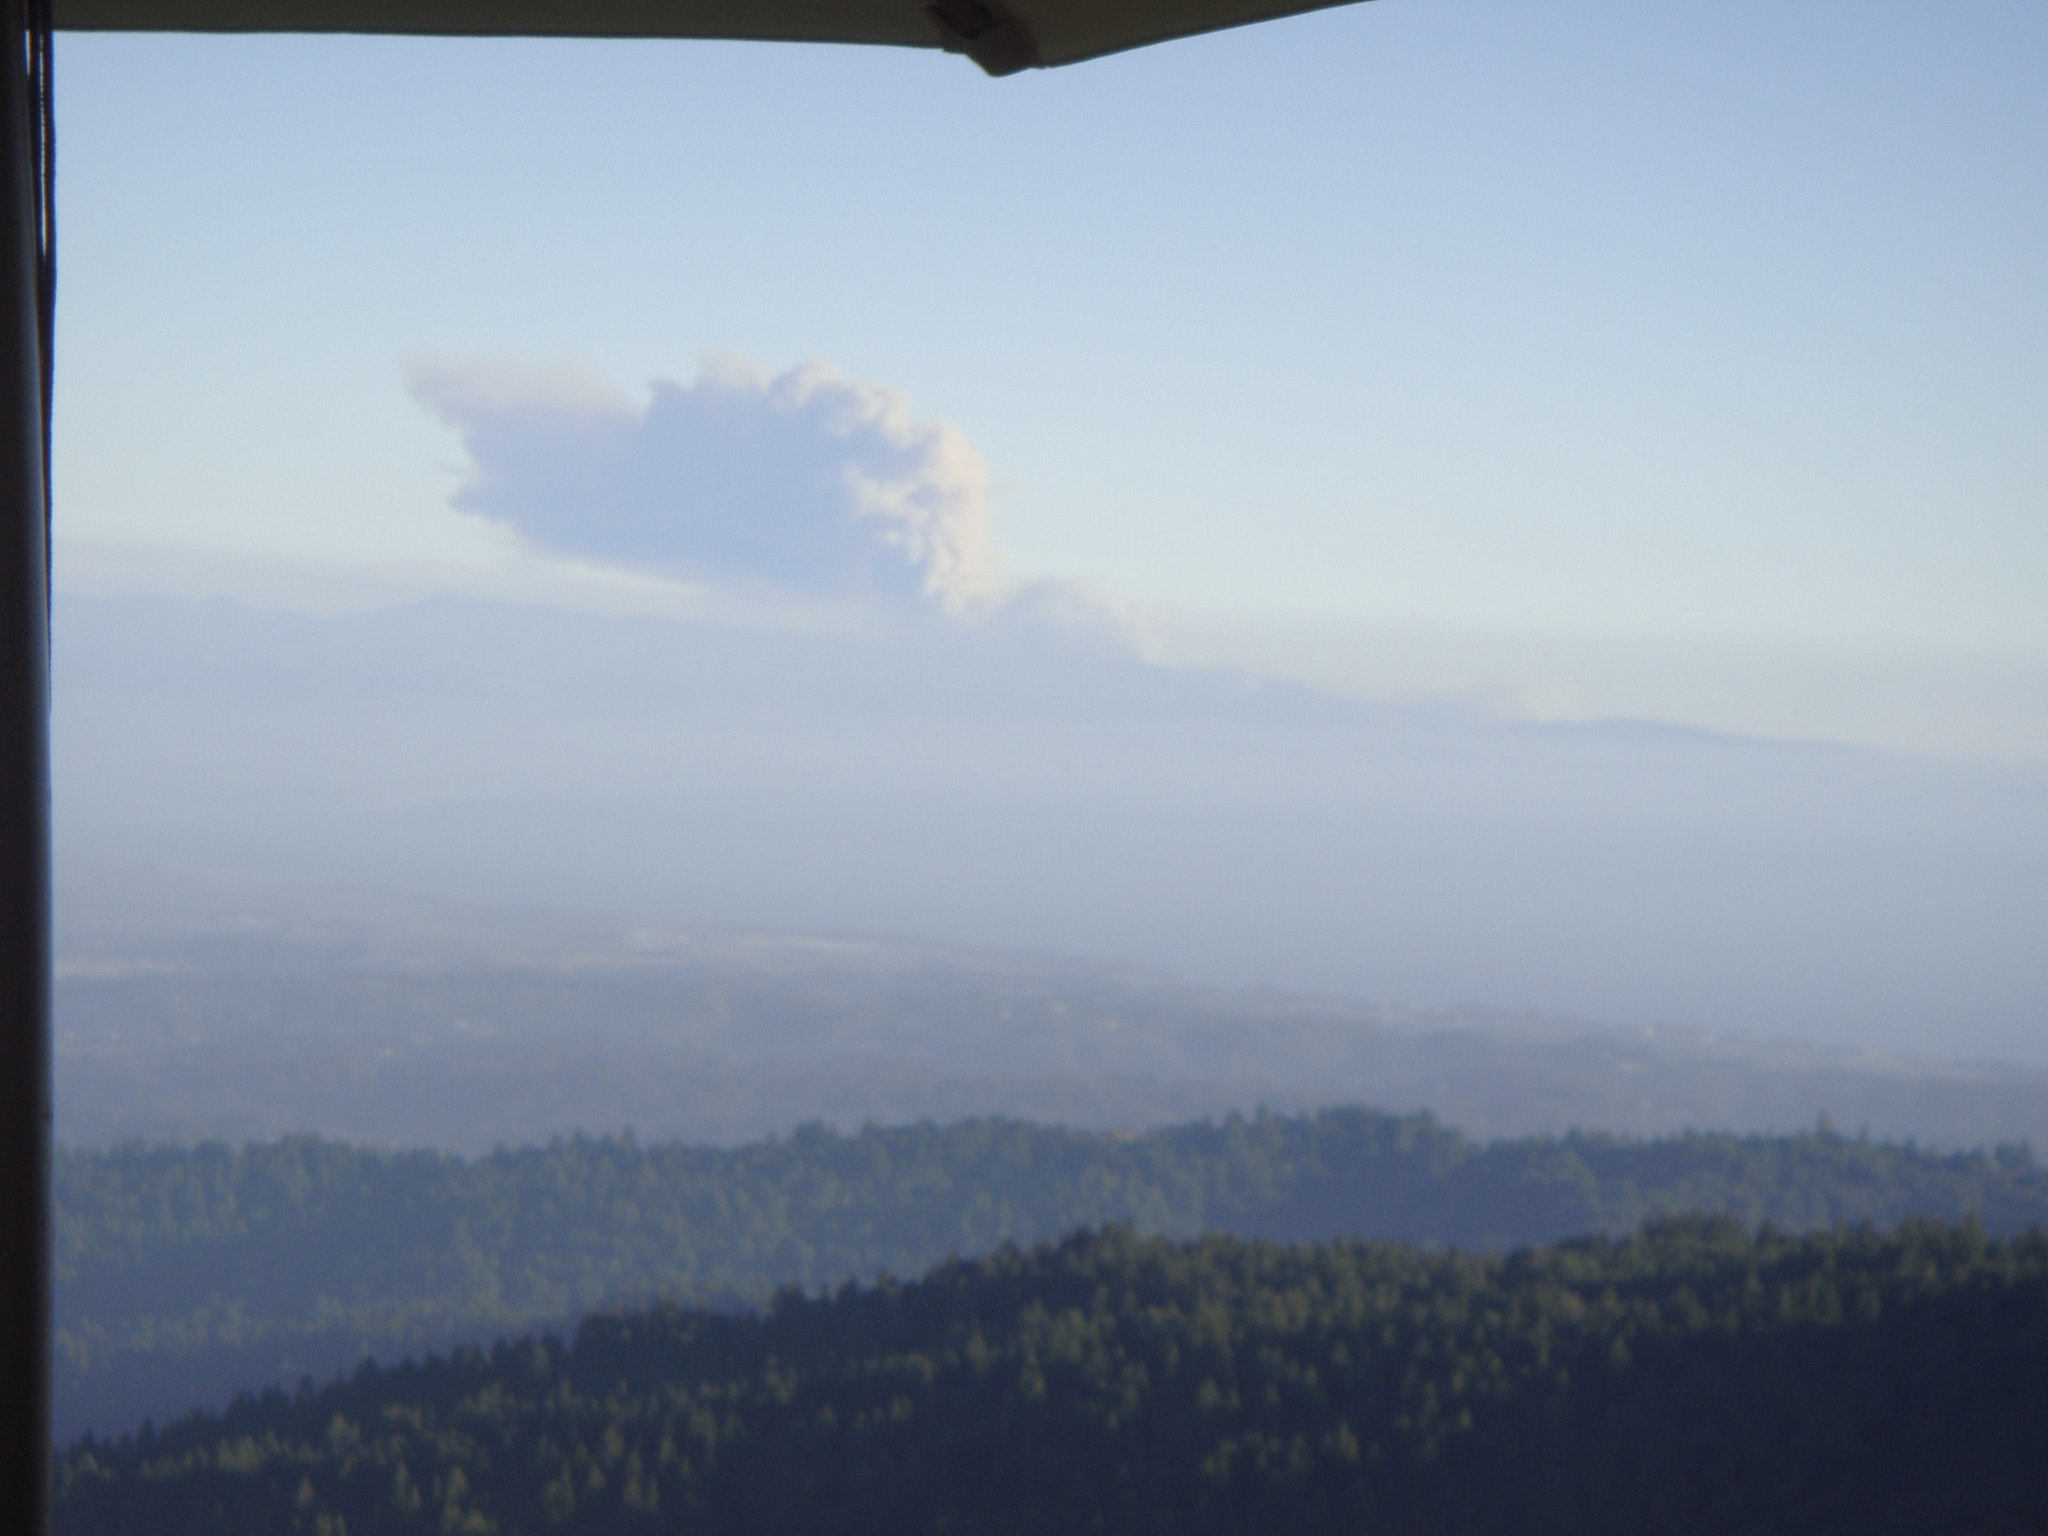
[{"xmin": 55, "ymin": 592, "xmax": 2048, "ymax": 1064}]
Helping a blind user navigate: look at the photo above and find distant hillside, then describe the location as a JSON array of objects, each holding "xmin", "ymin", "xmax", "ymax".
[
  {"xmin": 56, "ymin": 1107, "xmax": 2048, "ymax": 1440},
  {"xmin": 58, "ymin": 1220, "xmax": 2048, "ymax": 1535},
  {"xmin": 55, "ymin": 896, "xmax": 2048, "ymax": 1153}
]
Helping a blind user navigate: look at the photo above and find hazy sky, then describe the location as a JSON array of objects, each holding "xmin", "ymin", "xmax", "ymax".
[{"xmin": 53, "ymin": 0, "xmax": 2048, "ymax": 754}]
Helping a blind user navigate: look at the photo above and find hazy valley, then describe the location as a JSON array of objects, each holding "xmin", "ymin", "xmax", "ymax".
[{"xmin": 58, "ymin": 870, "xmax": 2048, "ymax": 1155}]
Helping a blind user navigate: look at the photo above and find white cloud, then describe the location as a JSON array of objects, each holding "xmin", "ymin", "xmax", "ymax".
[{"xmin": 409, "ymin": 356, "xmax": 1005, "ymax": 614}]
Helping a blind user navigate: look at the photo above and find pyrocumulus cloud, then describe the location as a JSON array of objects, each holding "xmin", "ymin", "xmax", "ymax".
[{"xmin": 411, "ymin": 356, "xmax": 1004, "ymax": 612}]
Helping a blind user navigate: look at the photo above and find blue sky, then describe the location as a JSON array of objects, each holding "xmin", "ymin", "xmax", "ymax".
[{"xmin": 52, "ymin": 0, "xmax": 2048, "ymax": 754}]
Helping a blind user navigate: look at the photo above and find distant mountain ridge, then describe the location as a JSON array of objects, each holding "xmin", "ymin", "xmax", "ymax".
[{"xmin": 55, "ymin": 591, "xmax": 2048, "ymax": 1060}]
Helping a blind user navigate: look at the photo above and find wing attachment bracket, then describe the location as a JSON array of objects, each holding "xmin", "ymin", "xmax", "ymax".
[{"xmin": 926, "ymin": 0, "xmax": 1040, "ymax": 75}]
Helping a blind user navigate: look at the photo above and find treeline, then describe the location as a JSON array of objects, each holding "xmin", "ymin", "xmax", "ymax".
[
  {"xmin": 55, "ymin": 1107, "xmax": 2046, "ymax": 1438},
  {"xmin": 58, "ymin": 1219, "xmax": 2048, "ymax": 1535}
]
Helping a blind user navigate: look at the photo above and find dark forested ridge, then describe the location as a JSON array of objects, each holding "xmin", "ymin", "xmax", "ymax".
[
  {"xmin": 57, "ymin": 1106, "xmax": 2048, "ymax": 1440},
  {"xmin": 58, "ymin": 1220, "xmax": 2048, "ymax": 1536}
]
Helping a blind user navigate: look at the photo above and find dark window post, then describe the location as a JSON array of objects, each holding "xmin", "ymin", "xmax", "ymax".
[{"xmin": 0, "ymin": 6, "xmax": 49, "ymax": 1532}]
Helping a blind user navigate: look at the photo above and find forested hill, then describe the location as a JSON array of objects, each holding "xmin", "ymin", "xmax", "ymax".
[
  {"xmin": 59, "ymin": 1220, "xmax": 2048, "ymax": 1536},
  {"xmin": 56, "ymin": 1107, "xmax": 2048, "ymax": 1439}
]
